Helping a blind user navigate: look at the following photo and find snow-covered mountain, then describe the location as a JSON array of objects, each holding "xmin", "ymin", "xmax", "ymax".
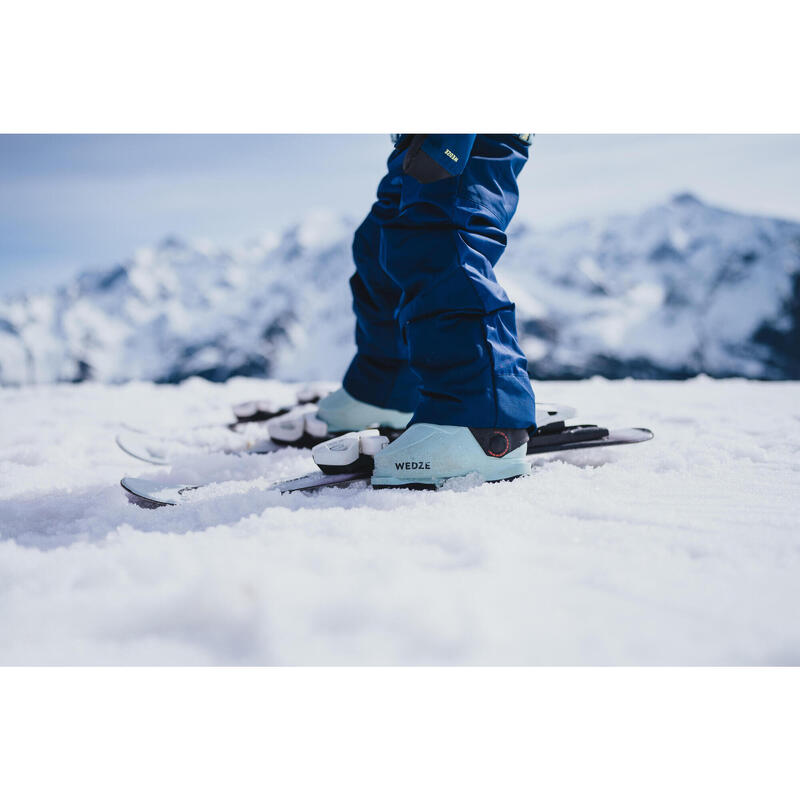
[{"xmin": 1, "ymin": 194, "xmax": 799, "ymax": 386}]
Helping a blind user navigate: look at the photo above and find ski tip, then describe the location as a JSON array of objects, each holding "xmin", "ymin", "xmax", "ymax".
[
  {"xmin": 602, "ymin": 426, "xmax": 654, "ymax": 444},
  {"xmin": 120, "ymin": 478, "xmax": 169, "ymax": 509},
  {"xmin": 115, "ymin": 431, "xmax": 171, "ymax": 465},
  {"xmin": 120, "ymin": 476, "xmax": 185, "ymax": 508}
]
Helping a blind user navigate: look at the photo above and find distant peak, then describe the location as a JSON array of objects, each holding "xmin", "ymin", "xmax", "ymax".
[
  {"xmin": 157, "ymin": 235, "xmax": 186, "ymax": 251},
  {"xmin": 671, "ymin": 192, "xmax": 703, "ymax": 206}
]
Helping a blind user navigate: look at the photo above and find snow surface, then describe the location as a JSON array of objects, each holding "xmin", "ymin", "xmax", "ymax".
[{"xmin": 1, "ymin": 376, "xmax": 799, "ymax": 665}]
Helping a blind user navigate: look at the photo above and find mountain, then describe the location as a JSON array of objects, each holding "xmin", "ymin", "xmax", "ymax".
[{"xmin": 1, "ymin": 195, "xmax": 799, "ymax": 386}]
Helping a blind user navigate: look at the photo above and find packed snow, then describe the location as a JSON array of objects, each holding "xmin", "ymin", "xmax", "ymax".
[{"xmin": 1, "ymin": 376, "xmax": 798, "ymax": 665}]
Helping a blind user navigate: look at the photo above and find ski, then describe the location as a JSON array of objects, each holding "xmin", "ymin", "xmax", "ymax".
[
  {"xmin": 115, "ymin": 384, "xmax": 336, "ymax": 464},
  {"xmin": 116, "ymin": 400, "xmax": 579, "ymax": 466},
  {"xmin": 115, "ymin": 401, "xmax": 327, "ymax": 465},
  {"xmin": 121, "ymin": 425, "xmax": 654, "ymax": 508},
  {"xmin": 115, "ymin": 426, "xmax": 281, "ymax": 466}
]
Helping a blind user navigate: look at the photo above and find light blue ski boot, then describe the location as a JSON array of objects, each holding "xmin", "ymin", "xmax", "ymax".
[
  {"xmin": 268, "ymin": 387, "xmax": 412, "ymax": 447},
  {"xmin": 316, "ymin": 388, "xmax": 412, "ymax": 433},
  {"xmin": 371, "ymin": 424, "xmax": 530, "ymax": 488}
]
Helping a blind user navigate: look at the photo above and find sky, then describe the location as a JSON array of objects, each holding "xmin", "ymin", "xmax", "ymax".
[{"xmin": 2, "ymin": 134, "xmax": 800, "ymax": 295}]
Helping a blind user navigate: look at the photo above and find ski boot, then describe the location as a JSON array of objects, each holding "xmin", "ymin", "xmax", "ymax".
[{"xmin": 370, "ymin": 424, "xmax": 530, "ymax": 488}]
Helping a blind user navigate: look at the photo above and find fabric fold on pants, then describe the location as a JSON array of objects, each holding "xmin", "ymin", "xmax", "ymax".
[{"xmin": 343, "ymin": 134, "xmax": 536, "ymax": 429}]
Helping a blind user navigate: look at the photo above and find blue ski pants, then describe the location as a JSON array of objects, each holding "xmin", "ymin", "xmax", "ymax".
[{"xmin": 342, "ymin": 134, "xmax": 536, "ymax": 429}]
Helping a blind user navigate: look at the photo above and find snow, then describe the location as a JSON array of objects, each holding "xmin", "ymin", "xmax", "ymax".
[
  {"xmin": 2, "ymin": 194, "xmax": 800, "ymax": 386},
  {"xmin": 1, "ymin": 376, "xmax": 799, "ymax": 665}
]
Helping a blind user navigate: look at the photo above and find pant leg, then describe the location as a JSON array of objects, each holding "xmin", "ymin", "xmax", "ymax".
[
  {"xmin": 342, "ymin": 144, "xmax": 420, "ymax": 412},
  {"xmin": 381, "ymin": 134, "xmax": 536, "ymax": 429}
]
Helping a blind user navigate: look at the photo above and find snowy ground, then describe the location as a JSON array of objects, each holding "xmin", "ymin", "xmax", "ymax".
[{"xmin": 1, "ymin": 376, "xmax": 799, "ymax": 665}]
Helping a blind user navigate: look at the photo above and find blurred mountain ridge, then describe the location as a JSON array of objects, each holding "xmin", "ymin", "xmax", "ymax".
[{"xmin": 1, "ymin": 194, "xmax": 799, "ymax": 386}]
